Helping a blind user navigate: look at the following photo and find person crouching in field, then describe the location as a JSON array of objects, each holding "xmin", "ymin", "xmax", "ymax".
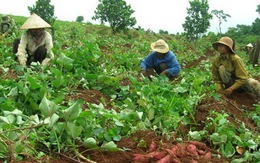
[
  {"xmin": 140, "ymin": 39, "xmax": 181, "ymax": 81},
  {"xmin": 211, "ymin": 36, "xmax": 260, "ymax": 100},
  {"xmin": 0, "ymin": 15, "xmax": 16, "ymax": 36},
  {"xmin": 13, "ymin": 13, "xmax": 54, "ymax": 66}
]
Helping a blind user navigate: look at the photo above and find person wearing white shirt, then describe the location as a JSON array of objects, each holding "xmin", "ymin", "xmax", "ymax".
[{"xmin": 13, "ymin": 13, "xmax": 54, "ymax": 66}]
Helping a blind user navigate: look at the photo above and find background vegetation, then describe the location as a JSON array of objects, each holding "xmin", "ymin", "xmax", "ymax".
[{"xmin": 0, "ymin": 0, "xmax": 259, "ymax": 162}]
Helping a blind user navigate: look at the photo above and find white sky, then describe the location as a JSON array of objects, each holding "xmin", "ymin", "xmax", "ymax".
[{"xmin": 0, "ymin": 0, "xmax": 259, "ymax": 34}]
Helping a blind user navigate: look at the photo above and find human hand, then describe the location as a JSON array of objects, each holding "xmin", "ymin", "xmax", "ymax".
[
  {"xmin": 160, "ymin": 71, "xmax": 167, "ymax": 75},
  {"xmin": 141, "ymin": 70, "xmax": 147, "ymax": 76},
  {"xmin": 42, "ymin": 58, "xmax": 51, "ymax": 66},
  {"xmin": 223, "ymin": 88, "xmax": 234, "ymax": 97},
  {"xmin": 217, "ymin": 88, "xmax": 225, "ymax": 94}
]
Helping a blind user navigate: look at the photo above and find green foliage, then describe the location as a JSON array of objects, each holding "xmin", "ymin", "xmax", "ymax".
[
  {"xmin": 76, "ymin": 16, "xmax": 84, "ymax": 23},
  {"xmin": 183, "ymin": 0, "xmax": 213, "ymax": 41},
  {"xmin": 92, "ymin": 0, "xmax": 137, "ymax": 33},
  {"xmin": 28, "ymin": 0, "xmax": 56, "ymax": 25},
  {"xmin": 252, "ymin": 18, "xmax": 260, "ymax": 35},
  {"xmin": 159, "ymin": 29, "xmax": 169, "ymax": 35},
  {"xmin": 211, "ymin": 9, "xmax": 231, "ymax": 34},
  {"xmin": 256, "ymin": 4, "xmax": 260, "ymax": 14}
]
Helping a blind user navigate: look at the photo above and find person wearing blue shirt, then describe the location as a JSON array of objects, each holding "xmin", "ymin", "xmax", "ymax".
[{"xmin": 140, "ymin": 39, "xmax": 181, "ymax": 81}]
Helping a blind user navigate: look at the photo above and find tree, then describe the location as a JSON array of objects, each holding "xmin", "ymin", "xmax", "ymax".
[
  {"xmin": 76, "ymin": 16, "xmax": 84, "ymax": 23},
  {"xmin": 28, "ymin": 0, "xmax": 56, "ymax": 25},
  {"xmin": 252, "ymin": 4, "xmax": 260, "ymax": 35},
  {"xmin": 252, "ymin": 18, "xmax": 260, "ymax": 35},
  {"xmin": 182, "ymin": 0, "xmax": 212, "ymax": 42},
  {"xmin": 211, "ymin": 9, "xmax": 230, "ymax": 34},
  {"xmin": 256, "ymin": 4, "xmax": 260, "ymax": 15},
  {"xmin": 92, "ymin": 0, "xmax": 136, "ymax": 33}
]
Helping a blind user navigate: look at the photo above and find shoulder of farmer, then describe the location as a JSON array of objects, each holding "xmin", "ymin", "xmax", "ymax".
[
  {"xmin": 231, "ymin": 54, "xmax": 241, "ymax": 60},
  {"xmin": 166, "ymin": 51, "xmax": 175, "ymax": 59},
  {"xmin": 168, "ymin": 50, "xmax": 175, "ymax": 56},
  {"xmin": 150, "ymin": 51, "xmax": 157, "ymax": 56},
  {"xmin": 146, "ymin": 51, "xmax": 156, "ymax": 60},
  {"xmin": 231, "ymin": 54, "xmax": 249, "ymax": 74},
  {"xmin": 22, "ymin": 31, "xmax": 30, "ymax": 39},
  {"xmin": 45, "ymin": 32, "xmax": 53, "ymax": 47},
  {"xmin": 231, "ymin": 54, "xmax": 244, "ymax": 65},
  {"xmin": 19, "ymin": 33, "xmax": 30, "ymax": 46},
  {"xmin": 45, "ymin": 31, "xmax": 53, "ymax": 41},
  {"xmin": 45, "ymin": 30, "xmax": 52, "ymax": 37}
]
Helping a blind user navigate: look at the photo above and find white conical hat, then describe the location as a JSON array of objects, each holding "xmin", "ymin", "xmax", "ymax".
[
  {"xmin": 246, "ymin": 43, "xmax": 253, "ymax": 47},
  {"xmin": 20, "ymin": 13, "xmax": 51, "ymax": 30}
]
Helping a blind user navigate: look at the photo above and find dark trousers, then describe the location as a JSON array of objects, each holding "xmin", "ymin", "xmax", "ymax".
[
  {"xmin": 147, "ymin": 63, "xmax": 176, "ymax": 81},
  {"xmin": 13, "ymin": 38, "xmax": 47, "ymax": 65}
]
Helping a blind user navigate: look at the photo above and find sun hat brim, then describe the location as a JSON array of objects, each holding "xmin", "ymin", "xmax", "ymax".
[{"xmin": 212, "ymin": 41, "xmax": 235, "ymax": 54}]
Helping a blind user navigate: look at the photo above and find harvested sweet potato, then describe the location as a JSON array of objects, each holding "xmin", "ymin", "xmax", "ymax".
[
  {"xmin": 133, "ymin": 140, "xmax": 215, "ymax": 163},
  {"xmin": 157, "ymin": 154, "xmax": 171, "ymax": 163},
  {"xmin": 188, "ymin": 141, "xmax": 207, "ymax": 150},
  {"xmin": 197, "ymin": 149, "xmax": 206, "ymax": 155},
  {"xmin": 132, "ymin": 154, "xmax": 149, "ymax": 163},
  {"xmin": 148, "ymin": 141, "xmax": 156, "ymax": 152},
  {"xmin": 186, "ymin": 144, "xmax": 198, "ymax": 156},
  {"xmin": 153, "ymin": 151, "xmax": 167, "ymax": 160},
  {"xmin": 204, "ymin": 152, "xmax": 212, "ymax": 159}
]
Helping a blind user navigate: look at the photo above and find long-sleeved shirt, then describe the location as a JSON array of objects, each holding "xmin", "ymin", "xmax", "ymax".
[
  {"xmin": 140, "ymin": 51, "xmax": 181, "ymax": 77},
  {"xmin": 16, "ymin": 30, "xmax": 54, "ymax": 65},
  {"xmin": 212, "ymin": 54, "xmax": 250, "ymax": 90}
]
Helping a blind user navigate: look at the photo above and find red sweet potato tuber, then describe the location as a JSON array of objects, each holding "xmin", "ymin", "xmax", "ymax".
[
  {"xmin": 191, "ymin": 160, "xmax": 198, "ymax": 163},
  {"xmin": 164, "ymin": 148, "xmax": 177, "ymax": 158},
  {"xmin": 204, "ymin": 152, "xmax": 212, "ymax": 159},
  {"xmin": 153, "ymin": 151, "xmax": 167, "ymax": 160},
  {"xmin": 186, "ymin": 144, "xmax": 198, "ymax": 156},
  {"xmin": 197, "ymin": 149, "xmax": 206, "ymax": 155},
  {"xmin": 149, "ymin": 141, "xmax": 156, "ymax": 152},
  {"xmin": 157, "ymin": 154, "xmax": 171, "ymax": 163},
  {"xmin": 188, "ymin": 141, "xmax": 207, "ymax": 149},
  {"xmin": 132, "ymin": 154, "xmax": 149, "ymax": 163}
]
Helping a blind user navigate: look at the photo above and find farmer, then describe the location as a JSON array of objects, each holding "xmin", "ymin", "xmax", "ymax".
[
  {"xmin": 245, "ymin": 43, "xmax": 254, "ymax": 55},
  {"xmin": 245, "ymin": 43, "xmax": 254, "ymax": 63},
  {"xmin": 0, "ymin": 15, "xmax": 16, "ymax": 35},
  {"xmin": 13, "ymin": 13, "xmax": 54, "ymax": 66},
  {"xmin": 140, "ymin": 39, "xmax": 181, "ymax": 81},
  {"xmin": 211, "ymin": 36, "xmax": 260, "ymax": 99}
]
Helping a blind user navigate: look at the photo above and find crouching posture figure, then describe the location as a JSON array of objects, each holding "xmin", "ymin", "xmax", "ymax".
[
  {"xmin": 1, "ymin": 15, "xmax": 16, "ymax": 35},
  {"xmin": 13, "ymin": 13, "xmax": 54, "ymax": 66},
  {"xmin": 211, "ymin": 36, "xmax": 260, "ymax": 100},
  {"xmin": 140, "ymin": 39, "xmax": 181, "ymax": 81}
]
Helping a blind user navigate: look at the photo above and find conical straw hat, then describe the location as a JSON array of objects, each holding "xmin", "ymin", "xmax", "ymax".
[{"xmin": 20, "ymin": 13, "xmax": 51, "ymax": 30}]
